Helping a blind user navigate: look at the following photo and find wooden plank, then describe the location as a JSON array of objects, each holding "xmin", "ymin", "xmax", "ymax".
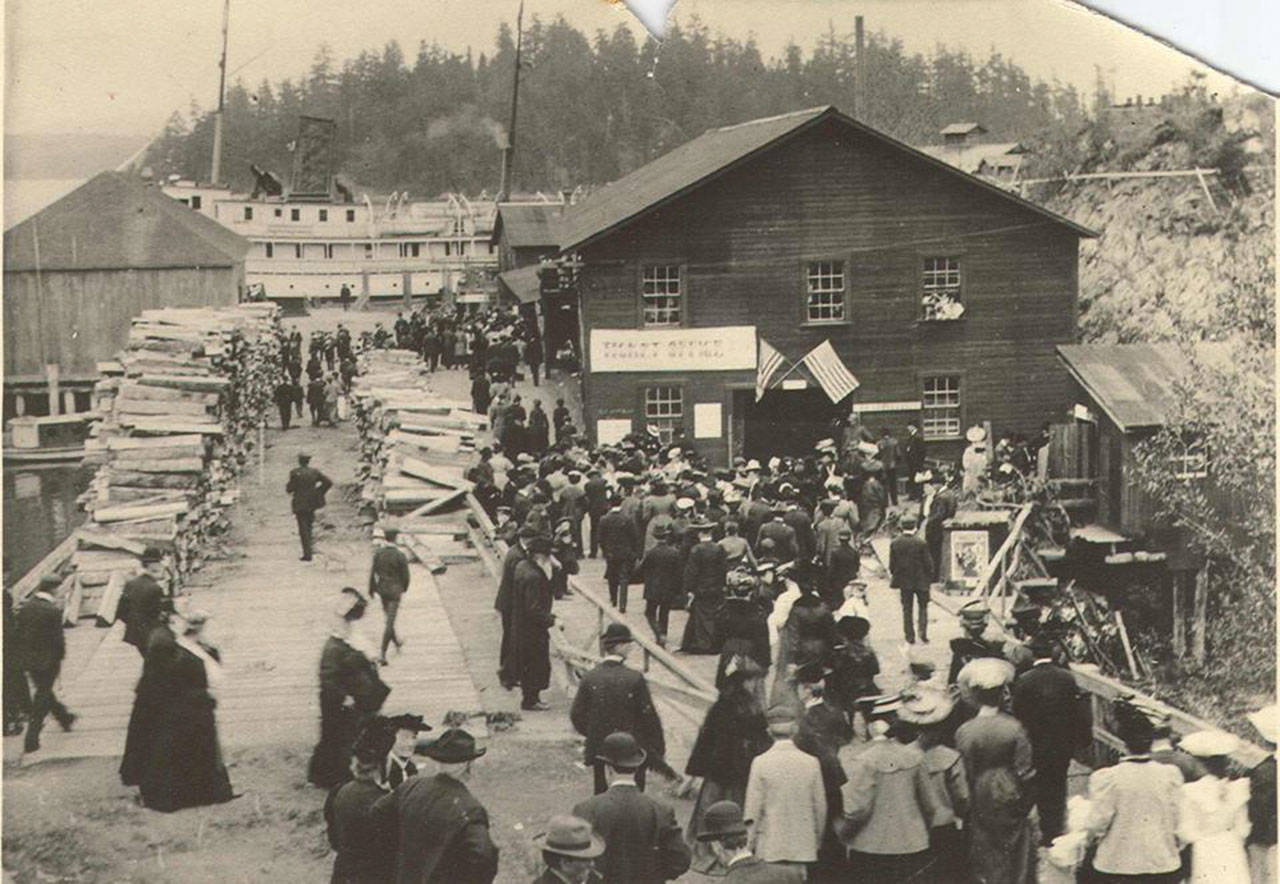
[
  {"xmin": 399, "ymin": 455, "xmax": 469, "ymax": 489},
  {"xmin": 93, "ymin": 500, "xmax": 188, "ymax": 523},
  {"xmin": 75, "ymin": 530, "xmax": 147, "ymax": 556},
  {"xmin": 118, "ymin": 417, "xmax": 224, "ymax": 435},
  {"xmin": 106, "ymin": 433, "xmax": 205, "ymax": 451},
  {"xmin": 110, "ymin": 461, "xmax": 205, "ymax": 478},
  {"xmin": 117, "ymin": 384, "xmax": 220, "ymax": 405},
  {"xmin": 9, "ymin": 533, "xmax": 78, "ymax": 601},
  {"xmin": 114, "ymin": 398, "xmax": 212, "ymax": 417},
  {"xmin": 1192, "ymin": 563, "xmax": 1208, "ymax": 665},
  {"xmin": 136, "ymin": 374, "xmax": 229, "ymax": 393}
]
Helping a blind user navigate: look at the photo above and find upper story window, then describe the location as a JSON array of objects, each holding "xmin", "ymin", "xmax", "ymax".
[
  {"xmin": 364, "ymin": 243, "xmax": 374, "ymax": 260},
  {"xmin": 319, "ymin": 209, "xmax": 328, "ymax": 222},
  {"xmin": 274, "ymin": 208, "xmax": 283, "ymax": 218},
  {"xmin": 290, "ymin": 208, "xmax": 301, "ymax": 222},
  {"xmin": 191, "ymin": 195, "xmax": 202, "ymax": 210},
  {"xmin": 243, "ymin": 206, "xmax": 253, "ymax": 221},
  {"xmin": 346, "ymin": 209, "xmax": 356, "ymax": 222},
  {"xmin": 264, "ymin": 243, "xmax": 274, "ymax": 259},
  {"xmin": 921, "ymin": 257, "xmax": 964, "ymax": 321},
  {"xmin": 806, "ymin": 260, "xmax": 847, "ymax": 323},
  {"xmin": 641, "ymin": 264, "xmax": 681, "ymax": 327}
]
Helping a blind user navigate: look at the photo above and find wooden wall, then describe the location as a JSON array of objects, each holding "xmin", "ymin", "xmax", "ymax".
[
  {"xmin": 4, "ymin": 264, "xmax": 241, "ymax": 377},
  {"xmin": 577, "ymin": 117, "xmax": 1081, "ymax": 461}
]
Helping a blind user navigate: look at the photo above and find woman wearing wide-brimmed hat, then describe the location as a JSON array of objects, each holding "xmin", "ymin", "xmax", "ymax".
[{"xmin": 1178, "ymin": 729, "xmax": 1251, "ymax": 884}]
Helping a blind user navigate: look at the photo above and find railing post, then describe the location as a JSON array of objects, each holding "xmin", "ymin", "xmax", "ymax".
[{"xmin": 643, "ymin": 648, "xmax": 651, "ymax": 673}]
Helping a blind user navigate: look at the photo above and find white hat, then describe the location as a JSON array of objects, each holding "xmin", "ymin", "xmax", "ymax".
[
  {"xmin": 815, "ymin": 438, "xmax": 836, "ymax": 452},
  {"xmin": 744, "ymin": 459, "xmax": 762, "ymax": 472},
  {"xmin": 675, "ymin": 497, "xmax": 695, "ymax": 511},
  {"xmin": 856, "ymin": 441, "xmax": 879, "ymax": 457},
  {"xmin": 667, "ymin": 447, "xmax": 682, "ymax": 460},
  {"xmin": 824, "ymin": 476, "xmax": 844, "ymax": 490},
  {"xmin": 767, "ymin": 457, "xmax": 781, "ymax": 471},
  {"xmin": 1180, "ymin": 730, "xmax": 1241, "ymax": 758},
  {"xmin": 1248, "ymin": 704, "xmax": 1278, "ymax": 744},
  {"xmin": 966, "ymin": 425, "xmax": 987, "ymax": 443},
  {"xmin": 723, "ymin": 489, "xmax": 742, "ymax": 504},
  {"xmin": 957, "ymin": 657, "xmax": 1015, "ymax": 691}
]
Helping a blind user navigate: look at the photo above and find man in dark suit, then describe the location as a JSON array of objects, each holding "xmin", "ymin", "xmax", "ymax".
[
  {"xmin": 324, "ymin": 738, "xmax": 393, "ymax": 883},
  {"xmin": 696, "ymin": 800, "xmax": 804, "ymax": 884},
  {"xmin": 369, "ymin": 528, "xmax": 411, "ymax": 665},
  {"xmin": 370, "ymin": 729, "xmax": 498, "ymax": 884},
  {"xmin": 583, "ymin": 469, "xmax": 610, "ymax": 559},
  {"xmin": 1011, "ymin": 632, "xmax": 1091, "ymax": 843},
  {"xmin": 572, "ymin": 732, "xmax": 691, "ymax": 884},
  {"xmin": 755, "ymin": 510, "xmax": 797, "ymax": 563},
  {"xmin": 511, "ymin": 536, "xmax": 557, "ymax": 711},
  {"xmin": 637, "ymin": 525, "xmax": 682, "ymax": 647},
  {"xmin": 925, "ymin": 476, "xmax": 958, "ymax": 581},
  {"xmin": 571, "ymin": 624, "xmax": 666, "ymax": 794},
  {"xmin": 902, "ymin": 423, "xmax": 926, "ymax": 503},
  {"xmin": 824, "ymin": 527, "xmax": 860, "ymax": 609},
  {"xmin": 781, "ymin": 501, "xmax": 816, "ymax": 565},
  {"xmin": 496, "ymin": 526, "xmax": 536, "ymax": 690},
  {"xmin": 16, "ymin": 576, "xmax": 76, "ymax": 752},
  {"xmin": 532, "ymin": 815, "xmax": 606, "ymax": 884},
  {"xmin": 888, "ymin": 513, "xmax": 934, "ymax": 644},
  {"xmin": 286, "ymin": 453, "xmax": 333, "ymax": 562},
  {"xmin": 117, "ymin": 547, "xmax": 167, "ymax": 657},
  {"xmin": 599, "ymin": 495, "xmax": 641, "ymax": 613}
]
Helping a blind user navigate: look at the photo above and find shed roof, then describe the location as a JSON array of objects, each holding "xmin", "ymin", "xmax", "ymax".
[
  {"xmin": 1057, "ymin": 343, "xmax": 1198, "ymax": 432},
  {"xmin": 940, "ymin": 122, "xmax": 988, "ymax": 136},
  {"xmin": 491, "ymin": 203, "xmax": 562, "ymax": 248},
  {"xmin": 918, "ymin": 142, "xmax": 1025, "ymax": 175},
  {"xmin": 558, "ymin": 106, "xmax": 1094, "ymax": 251},
  {"xmin": 497, "ymin": 265, "xmax": 543, "ymax": 304},
  {"xmin": 4, "ymin": 171, "xmax": 249, "ymax": 273}
]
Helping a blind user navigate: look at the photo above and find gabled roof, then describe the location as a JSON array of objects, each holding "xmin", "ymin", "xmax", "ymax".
[
  {"xmin": 941, "ymin": 122, "xmax": 987, "ymax": 136},
  {"xmin": 919, "ymin": 142, "xmax": 1026, "ymax": 175},
  {"xmin": 497, "ymin": 265, "xmax": 543, "ymax": 304},
  {"xmin": 4, "ymin": 171, "xmax": 249, "ymax": 273},
  {"xmin": 1057, "ymin": 343, "xmax": 1195, "ymax": 432},
  {"xmin": 559, "ymin": 106, "xmax": 1095, "ymax": 252},
  {"xmin": 491, "ymin": 202, "xmax": 563, "ymax": 248}
]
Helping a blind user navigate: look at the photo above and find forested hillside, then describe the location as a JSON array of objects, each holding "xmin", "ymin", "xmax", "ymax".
[{"xmin": 146, "ymin": 15, "xmax": 1091, "ymax": 196}]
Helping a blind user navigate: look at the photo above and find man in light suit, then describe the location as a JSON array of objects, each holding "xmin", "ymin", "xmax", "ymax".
[
  {"xmin": 572, "ymin": 732, "xmax": 691, "ymax": 884},
  {"xmin": 286, "ymin": 452, "xmax": 333, "ymax": 562},
  {"xmin": 743, "ymin": 708, "xmax": 826, "ymax": 874},
  {"xmin": 696, "ymin": 800, "xmax": 804, "ymax": 884}
]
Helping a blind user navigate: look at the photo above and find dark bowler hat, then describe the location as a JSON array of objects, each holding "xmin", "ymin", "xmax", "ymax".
[
  {"xmin": 697, "ymin": 800, "xmax": 752, "ymax": 842},
  {"xmin": 517, "ymin": 524, "xmax": 542, "ymax": 540},
  {"xmin": 601, "ymin": 623, "xmax": 634, "ymax": 648},
  {"xmin": 596, "ymin": 731, "xmax": 647, "ymax": 769},
  {"xmin": 37, "ymin": 574, "xmax": 62, "ymax": 593},
  {"xmin": 384, "ymin": 713, "xmax": 432, "ymax": 734},
  {"xmin": 141, "ymin": 546, "xmax": 164, "ymax": 564},
  {"xmin": 525, "ymin": 535, "xmax": 553, "ymax": 555},
  {"xmin": 298, "ymin": 453, "xmax": 312, "ymax": 464},
  {"xmin": 414, "ymin": 728, "xmax": 486, "ymax": 763},
  {"xmin": 533, "ymin": 815, "xmax": 606, "ymax": 859},
  {"xmin": 835, "ymin": 615, "xmax": 871, "ymax": 642}
]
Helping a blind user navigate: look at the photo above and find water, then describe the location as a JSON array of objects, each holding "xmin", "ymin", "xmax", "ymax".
[{"xmin": 2, "ymin": 464, "xmax": 92, "ymax": 584}]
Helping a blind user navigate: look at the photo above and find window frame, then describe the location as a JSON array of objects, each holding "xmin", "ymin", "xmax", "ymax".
[
  {"xmin": 919, "ymin": 254, "xmax": 965, "ymax": 322},
  {"xmin": 637, "ymin": 261, "xmax": 686, "ymax": 329},
  {"xmin": 319, "ymin": 209, "xmax": 328, "ymax": 222},
  {"xmin": 918, "ymin": 371, "xmax": 964, "ymax": 441},
  {"xmin": 264, "ymin": 242, "xmax": 274, "ymax": 259},
  {"xmin": 346, "ymin": 209, "xmax": 356, "ymax": 222},
  {"xmin": 641, "ymin": 384, "xmax": 686, "ymax": 444},
  {"xmin": 243, "ymin": 206, "xmax": 253, "ymax": 221},
  {"xmin": 800, "ymin": 256, "xmax": 851, "ymax": 325},
  {"xmin": 290, "ymin": 208, "xmax": 301, "ymax": 222},
  {"xmin": 190, "ymin": 195, "xmax": 202, "ymax": 210}
]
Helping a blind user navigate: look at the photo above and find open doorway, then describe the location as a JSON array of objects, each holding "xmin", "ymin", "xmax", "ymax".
[{"xmin": 733, "ymin": 388, "xmax": 844, "ymax": 460}]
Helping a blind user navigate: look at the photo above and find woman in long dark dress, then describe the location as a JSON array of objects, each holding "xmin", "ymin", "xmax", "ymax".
[
  {"xmin": 679, "ymin": 524, "xmax": 727, "ymax": 654},
  {"xmin": 309, "ymin": 589, "xmax": 390, "ymax": 789},
  {"xmin": 138, "ymin": 611, "xmax": 235, "ymax": 812},
  {"xmin": 685, "ymin": 657, "xmax": 771, "ymax": 872},
  {"xmin": 714, "ymin": 571, "xmax": 771, "ymax": 700},
  {"xmin": 120, "ymin": 613, "xmax": 177, "ymax": 788}
]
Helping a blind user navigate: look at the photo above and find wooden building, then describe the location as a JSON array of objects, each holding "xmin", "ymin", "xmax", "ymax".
[
  {"xmin": 3, "ymin": 172, "xmax": 248, "ymax": 418},
  {"xmin": 559, "ymin": 106, "xmax": 1095, "ymax": 465},
  {"xmin": 491, "ymin": 202, "xmax": 562, "ymax": 272}
]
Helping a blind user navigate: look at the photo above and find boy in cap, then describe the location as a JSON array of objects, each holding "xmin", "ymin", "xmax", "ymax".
[
  {"xmin": 532, "ymin": 815, "xmax": 606, "ymax": 884},
  {"xmin": 947, "ymin": 601, "xmax": 1005, "ymax": 684},
  {"xmin": 698, "ymin": 800, "xmax": 803, "ymax": 883},
  {"xmin": 369, "ymin": 528, "xmax": 411, "ymax": 666}
]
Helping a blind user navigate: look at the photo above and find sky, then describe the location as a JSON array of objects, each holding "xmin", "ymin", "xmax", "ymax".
[{"xmin": 6, "ymin": 0, "xmax": 1269, "ymax": 143}]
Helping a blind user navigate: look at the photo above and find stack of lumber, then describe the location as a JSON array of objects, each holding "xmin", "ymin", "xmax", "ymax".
[
  {"xmin": 350, "ymin": 350, "xmax": 489, "ymax": 572},
  {"xmin": 64, "ymin": 304, "xmax": 283, "ymax": 621}
]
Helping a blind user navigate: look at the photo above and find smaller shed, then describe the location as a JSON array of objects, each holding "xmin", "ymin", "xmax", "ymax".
[{"xmin": 490, "ymin": 203, "xmax": 562, "ymax": 272}]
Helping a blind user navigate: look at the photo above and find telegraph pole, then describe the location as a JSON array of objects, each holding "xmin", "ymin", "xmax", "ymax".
[
  {"xmin": 853, "ymin": 15, "xmax": 865, "ymax": 119},
  {"xmin": 498, "ymin": 0, "xmax": 524, "ymax": 202},
  {"xmin": 210, "ymin": 0, "xmax": 231, "ymax": 185}
]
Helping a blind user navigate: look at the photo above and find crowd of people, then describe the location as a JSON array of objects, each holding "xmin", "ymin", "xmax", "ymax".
[{"xmin": 274, "ymin": 327, "xmax": 359, "ymax": 430}]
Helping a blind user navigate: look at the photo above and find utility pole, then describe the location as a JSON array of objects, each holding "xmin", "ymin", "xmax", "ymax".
[
  {"xmin": 498, "ymin": 0, "xmax": 524, "ymax": 202},
  {"xmin": 853, "ymin": 15, "xmax": 865, "ymax": 120},
  {"xmin": 210, "ymin": 0, "xmax": 231, "ymax": 185}
]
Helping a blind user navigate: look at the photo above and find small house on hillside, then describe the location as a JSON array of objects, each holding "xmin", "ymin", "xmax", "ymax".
[
  {"xmin": 491, "ymin": 202, "xmax": 563, "ymax": 273},
  {"xmin": 559, "ymin": 105, "xmax": 1095, "ymax": 465},
  {"xmin": 921, "ymin": 122, "xmax": 1028, "ymax": 180},
  {"xmin": 3, "ymin": 171, "xmax": 248, "ymax": 418}
]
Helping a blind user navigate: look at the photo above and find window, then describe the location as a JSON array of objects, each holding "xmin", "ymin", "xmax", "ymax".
[
  {"xmin": 921, "ymin": 375, "xmax": 962, "ymax": 439},
  {"xmin": 644, "ymin": 386, "xmax": 683, "ymax": 443},
  {"xmin": 243, "ymin": 206, "xmax": 253, "ymax": 221},
  {"xmin": 459, "ymin": 242, "xmax": 467, "ymax": 256},
  {"xmin": 641, "ymin": 264, "xmax": 682, "ymax": 327},
  {"xmin": 806, "ymin": 260, "xmax": 847, "ymax": 322},
  {"xmin": 346, "ymin": 209, "xmax": 356, "ymax": 222},
  {"xmin": 445, "ymin": 242, "xmax": 452, "ymax": 257},
  {"xmin": 290, "ymin": 208, "xmax": 301, "ymax": 222},
  {"xmin": 1172, "ymin": 436, "xmax": 1208, "ymax": 480},
  {"xmin": 922, "ymin": 257, "xmax": 964, "ymax": 320},
  {"xmin": 319, "ymin": 209, "xmax": 328, "ymax": 222},
  {"xmin": 364, "ymin": 243, "xmax": 374, "ymax": 260},
  {"xmin": 274, "ymin": 208, "xmax": 283, "ymax": 218},
  {"xmin": 488, "ymin": 243, "xmax": 496, "ymax": 254},
  {"xmin": 399, "ymin": 243, "xmax": 421, "ymax": 258},
  {"xmin": 191, "ymin": 195, "xmax": 202, "ymax": 210},
  {"xmin": 265, "ymin": 243, "xmax": 274, "ymax": 259},
  {"xmin": 294, "ymin": 243, "xmax": 302, "ymax": 259}
]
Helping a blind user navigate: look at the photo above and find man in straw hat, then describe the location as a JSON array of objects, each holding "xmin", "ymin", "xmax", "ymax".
[
  {"xmin": 743, "ymin": 706, "xmax": 827, "ymax": 873},
  {"xmin": 954, "ymin": 657, "xmax": 1036, "ymax": 884},
  {"xmin": 697, "ymin": 800, "xmax": 803, "ymax": 883},
  {"xmin": 1247, "ymin": 703, "xmax": 1276, "ymax": 884},
  {"xmin": 531, "ymin": 815, "xmax": 606, "ymax": 884},
  {"xmin": 571, "ymin": 624, "xmax": 667, "ymax": 795},
  {"xmin": 572, "ymin": 732, "xmax": 691, "ymax": 884},
  {"xmin": 370, "ymin": 729, "xmax": 498, "ymax": 884}
]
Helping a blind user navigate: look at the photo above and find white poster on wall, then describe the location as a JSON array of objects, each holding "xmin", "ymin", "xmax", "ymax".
[
  {"xmin": 596, "ymin": 418, "xmax": 633, "ymax": 446},
  {"xmin": 589, "ymin": 326, "xmax": 756, "ymax": 373},
  {"xmin": 693, "ymin": 403, "xmax": 722, "ymax": 439}
]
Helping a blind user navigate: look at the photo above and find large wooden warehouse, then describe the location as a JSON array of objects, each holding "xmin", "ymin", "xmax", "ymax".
[
  {"xmin": 3, "ymin": 171, "xmax": 249, "ymax": 417},
  {"xmin": 558, "ymin": 105, "xmax": 1095, "ymax": 465}
]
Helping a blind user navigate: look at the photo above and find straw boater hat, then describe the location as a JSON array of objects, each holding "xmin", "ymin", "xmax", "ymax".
[
  {"xmin": 957, "ymin": 657, "xmax": 1015, "ymax": 691},
  {"xmin": 533, "ymin": 815, "xmax": 606, "ymax": 859},
  {"xmin": 744, "ymin": 459, "xmax": 762, "ymax": 472},
  {"xmin": 897, "ymin": 689, "xmax": 954, "ymax": 726},
  {"xmin": 966, "ymin": 425, "xmax": 987, "ymax": 444},
  {"xmin": 1180, "ymin": 730, "xmax": 1241, "ymax": 758}
]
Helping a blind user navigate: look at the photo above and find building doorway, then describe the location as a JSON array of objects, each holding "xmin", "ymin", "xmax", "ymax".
[{"xmin": 733, "ymin": 388, "xmax": 844, "ymax": 460}]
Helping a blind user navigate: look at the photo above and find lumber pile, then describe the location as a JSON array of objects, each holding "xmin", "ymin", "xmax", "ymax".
[
  {"xmin": 64, "ymin": 304, "xmax": 283, "ymax": 621},
  {"xmin": 351, "ymin": 350, "xmax": 489, "ymax": 572}
]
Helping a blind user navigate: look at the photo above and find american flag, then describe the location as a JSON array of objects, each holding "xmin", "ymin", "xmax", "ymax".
[
  {"xmin": 802, "ymin": 340, "xmax": 860, "ymax": 403},
  {"xmin": 756, "ymin": 337, "xmax": 787, "ymax": 402}
]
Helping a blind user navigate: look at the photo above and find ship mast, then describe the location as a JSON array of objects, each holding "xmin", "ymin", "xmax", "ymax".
[
  {"xmin": 497, "ymin": 0, "xmax": 523, "ymax": 202},
  {"xmin": 210, "ymin": 0, "xmax": 231, "ymax": 185}
]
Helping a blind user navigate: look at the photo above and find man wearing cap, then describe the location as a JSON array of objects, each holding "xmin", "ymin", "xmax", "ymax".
[
  {"xmin": 532, "ymin": 815, "xmax": 606, "ymax": 884},
  {"xmin": 823, "ymin": 528, "xmax": 861, "ymax": 611},
  {"xmin": 743, "ymin": 707, "xmax": 827, "ymax": 872},
  {"xmin": 947, "ymin": 601, "xmax": 1005, "ymax": 684},
  {"xmin": 572, "ymin": 732, "xmax": 692, "ymax": 884},
  {"xmin": 1012, "ymin": 633, "xmax": 1092, "ymax": 843},
  {"xmin": 637, "ymin": 525, "xmax": 683, "ymax": 647},
  {"xmin": 889, "ymin": 513, "xmax": 933, "ymax": 645},
  {"xmin": 571, "ymin": 624, "xmax": 667, "ymax": 795},
  {"xmin": 369, "ymin": 528, "xmax": 412, "ymax": 666},
  {"xmin": 599, "ymin": 494, "xmax": 641, "ymax": 613},
  {"xmin": 698, "ymin": 800, "xmax": 804, "ymax": 883},
  {"xmin": 370, "ymin": 729, "xmax": 499, "ymax": 884},
  {"xmin": 16, "ymin": 576, "xmax": 76, "ymax": 752},
  {"xmin": 286, "ymin": 453, "xmax": 333, "ymax": 562},
  {"xmin": 117, "ymin": 548, "xmax": 168, "ymax": 657},
  {"xmin": 511, "ymin": 535, "xmax": 558, "ymax": 711}
]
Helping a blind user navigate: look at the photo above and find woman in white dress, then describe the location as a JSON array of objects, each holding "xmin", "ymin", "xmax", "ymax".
[{"xmin": 1179, "ymin": 730, "xmax": 1252, "ymax": 884}]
